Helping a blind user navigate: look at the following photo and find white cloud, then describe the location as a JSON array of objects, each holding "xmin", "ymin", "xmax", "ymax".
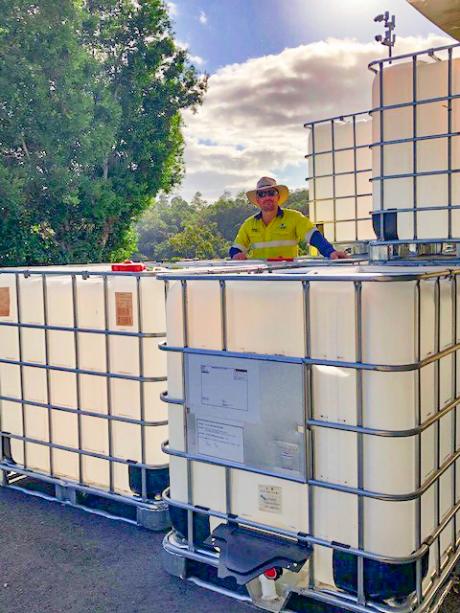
[
  {"xmin": 189, "ymin": 54, "xmax": 205, "ymax": 67},
  {"xmin": 178, "ymin": 34, "xmax": 452, "ymax": 201},
  {"xmin": 166, "ymin": 1, "xmax": 178, "ymax": 17},
  {"xmin": 199, "ymin": 10, "xmax": 208, "ymax": 25}
]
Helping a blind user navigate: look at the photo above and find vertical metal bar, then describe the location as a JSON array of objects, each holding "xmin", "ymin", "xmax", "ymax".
[
  {"xmin": 15, "ymin": 274, "xmax": 27, "ymax": 468},
  {"xmin": 451, "ymin": 274, "xmax": 457, "ymax": 549},
  {"xmin": 42, "ymin": 274, "xmax": 53, "ymax": 476},
  {"xmin": 219, "ymin": 280, "xmax": 232, "ymax": 515},
  {"xmin": 331, "ymin": 119, "xmax": 337, "ymax": 243},
  {"xmin": 453, "ymin": 275, "xmax": 458, "ymax": 548},
  {"xmin": 354, "ymin": 281, "xmax": 365, "ymax": 605},
  {"xmin": 311, "ymin": 125, "xmax": 318, "ymax": 236},
  {"xmin": 71, "ymin": 275, "xmax": 83, "ymax": 485},
  {"xmin": 435, "ymin": 278, "xmax": 441, "ymax": 574},
  {"xmin": 181, "ymin": 280, "xmax": 194, "ymax": 550},
  {"xmin": 303, "ymin": 280, "xmax": 315, "ymax": 589},
  {"xmin": 447, "ymin": 48, "xmax": 453, "ymax": 240},
  {"xmin": 415, "ymin": 279, "xmax": 423, "ymax": 605},
  {"xmin": 352, "ymin": 115, "xmax": 359, "ymax": 242},
  {"xmin": 379, "ymin": 61, "xmax": 385, "ymax": 241},
  {"xmin": 103, "ymin": 275, "xmax": 114, "ymax": 492},
  {"xmin": 412, "ymin": 55, "xmax": 418, "ymax": 241},
  {"xmin": 137, "ymin": 275, "xmax": 147, "ymax": 501}
]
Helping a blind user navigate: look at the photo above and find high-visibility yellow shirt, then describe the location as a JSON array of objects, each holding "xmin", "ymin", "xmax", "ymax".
[{"xmin": 232, "ymin": 208, "xmax": 316, "ymax": 259}]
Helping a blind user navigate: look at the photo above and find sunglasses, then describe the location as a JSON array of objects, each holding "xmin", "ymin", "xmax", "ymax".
[{"xmin": 256, "ymin": 188, "xmax": 278, "ymax": 198}]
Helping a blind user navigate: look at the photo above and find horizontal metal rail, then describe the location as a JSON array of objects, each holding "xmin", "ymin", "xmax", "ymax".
[
  {"xmin": 159, "ymin": 340, "xmax": 460, "ymax": 374},
  {"xmin": 158, "ymin": 268, "xmax": 453, "ymax": 282},
  {"xmin": 162, "ymin": 439, "xmax": 460, "ymax": 503},
  {"xmin": 162, "ymin": 488, "xmax": 430, "ymax": 565},
  {"xmin": 368, "ymin": 42, "xmax": 460, "ymax": 72},
  {"xmin": 0, "ymin": 394, "xmax": 167, "ymax": 426},
  {"xmin": 1, "ymin": 433, "xmax": 168, "ymax": 471},
  {"xmin": 0, "ymin": 320, "xmax": 165, "ymax": 338},
  {"xmin": 1, "ymin": 464, "xmax": 165, "ymax": 511},
  {"xmin": 0, "ymin": 356, "xmax": 166, "ymax": 383}
]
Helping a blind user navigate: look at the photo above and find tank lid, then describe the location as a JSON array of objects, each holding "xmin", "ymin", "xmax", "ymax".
[{"xmin": 111, "ymin": 260, "xmax": 146, "ymax": 272}]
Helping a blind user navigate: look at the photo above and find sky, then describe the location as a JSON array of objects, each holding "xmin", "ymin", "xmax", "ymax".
[{"xmin": 165, "ymin": 0, "xmax": 454, "ymax": 202}]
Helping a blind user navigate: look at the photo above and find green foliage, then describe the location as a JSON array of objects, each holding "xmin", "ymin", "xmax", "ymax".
[
  {"xmin": 0, "ymin": 0, "xmax": 206, "ymax": 265},
  {"xmin": 135, "ymin": 188, "xmax": 309, "ymax": 261},
  {"xmin": 156, "ymin": 221, "xmax": 228, "ymax": 261}
]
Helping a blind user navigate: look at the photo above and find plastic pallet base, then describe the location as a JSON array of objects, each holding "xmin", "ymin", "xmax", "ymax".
[{"xmin": 0, "ymin": 466, "xmax": 170, "ymax": 531}]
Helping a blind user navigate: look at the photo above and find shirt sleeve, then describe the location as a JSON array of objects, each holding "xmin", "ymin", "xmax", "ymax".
[
  {"xmin": 230, "ymin": 222, "xmax": 251, "ymax": 258},
  {"xmin": 294, "ymin": 212, "xmax": 316, "ymax": 243},
  {"xmin": 309, "ymin": 229, "xmax": 335, "ymax": 258}
]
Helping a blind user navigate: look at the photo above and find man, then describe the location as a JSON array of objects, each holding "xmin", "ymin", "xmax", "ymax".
[{"xmin": 229, "ymin": 177, "xmax": 347, "ymax": 260}]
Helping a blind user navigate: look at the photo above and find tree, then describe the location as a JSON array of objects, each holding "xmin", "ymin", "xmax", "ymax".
[
  {"xmin": 156, "ymin": 221, "xmax": 228, "ymax": 261},
  {"xmin": 0, "ymin": 0, "xmax": 206, "ymax": 265}
]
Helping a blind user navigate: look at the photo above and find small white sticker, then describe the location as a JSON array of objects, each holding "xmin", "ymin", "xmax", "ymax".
[{"xmin": 258, "ymin": 484, "xmax": 282, "ymax": 514}]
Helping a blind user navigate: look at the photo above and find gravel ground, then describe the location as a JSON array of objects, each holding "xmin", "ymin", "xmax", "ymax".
[{"xmin": 0, "ymin": 486, "xmax": 459, "ymax": 613}]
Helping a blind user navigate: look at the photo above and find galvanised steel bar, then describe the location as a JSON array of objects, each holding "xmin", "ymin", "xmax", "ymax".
[
  {"xmin": 1, "ymin": 464, "xmax": 163, "ymax": 511},
  {"xmin": 353, "ymin": 114, "xmax": 359, "ymax": 241},
  {"xmin": 162, "ymin": 488, "xmax": 432, "ymax": 565},
  {"xmin": 180, "ymin": 279, "xmax": 195, "ymax": 553},
  {"xmin": 448, "ymin": 48, "xmax": 454, "ymax": 239},
  {"xmin": 72, "ymin": 274, "xmax": 83, "ymax": 484},
  {"xmin": 4, "ymin": 432, "xmax": 167, "ymax": 471},
  {"xmin": 331, "ymin": 119, "xmax": 337, "ymax": 243},
  {"xmin": 303, "ymin": 279, "xmax": 315, "ymax": 589},
  {"xmin": 14, "ymin": 273, "xmax": 27, "ymax": 469},
  {"xmin": 355, "ymin": 281, "xmax": 365, "ymax": 605},
  {"xmin": 0, "ymin": 321, "xmax": 165, "ymax": 338},
  {"xmin": 415, "ymin": 279, "xmax": 423, "ymax": 606},
  {"xmin": 161, "ymin": 439, "xmax": 460, "ymax": 503},
  {"xmin": 137, "ymin": 275, "xmax": 148, "ymax": 501},
  {"xmin": 0, "ymin": 395, "xmax": 167, "ymax": 426},
  {"xmin": 0, "ymin": 356, "xmax": 166, "ymax": 382},
  {"xmin": 42, "ymin": 273, "xmax": 54, "ymax": 476},
  {"xmin": 103, "ymin": 275, "xmax": 114, "ymax": 493},
  {"xmin": 368, "ymin": 42, "xmax": 460, "ymax": 73},
  {"xmin": 160, "ymin": 339, "xmax": 460, "ymax": 373}
]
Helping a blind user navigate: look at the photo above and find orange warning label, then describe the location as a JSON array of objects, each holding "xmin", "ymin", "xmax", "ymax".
[
  {"xmin": 115, "ymin": 292, "xmax": 133, "ymax": 326},
  {"xmin": 0, "ymin": 288, "xmax": 10, "ymax": 317}
]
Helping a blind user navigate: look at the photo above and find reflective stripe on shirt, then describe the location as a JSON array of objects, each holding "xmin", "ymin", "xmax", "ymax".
[{"xmin": 251, "ymin": 240, "xmax": 297, "ymax": 249}]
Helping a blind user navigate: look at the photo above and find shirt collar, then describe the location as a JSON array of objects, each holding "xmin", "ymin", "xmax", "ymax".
[{"xmin": 254, "ymin": 207, "xmax": 284, "ymax": 221}]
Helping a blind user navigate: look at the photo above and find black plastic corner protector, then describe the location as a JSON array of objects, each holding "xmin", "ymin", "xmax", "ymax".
[
  {"xmin": 1, "ymin": 434, "xmax": 14, "ymax": 464},
  {"xmin": 205, "ymin": 522, "xmax": 312, "ymax": 585}
]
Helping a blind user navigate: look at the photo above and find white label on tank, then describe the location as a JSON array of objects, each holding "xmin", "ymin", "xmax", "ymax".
[
  {"xmin": 258, "ymin": 485, "xmax": 282, "ymax": 514},
  {"xmin": 200, "ymin": 365, "xmax": 248, "ymax": 412},
  {"xmin": 196, "ymin": 419, "xmax": 244, "ymax": 463}
]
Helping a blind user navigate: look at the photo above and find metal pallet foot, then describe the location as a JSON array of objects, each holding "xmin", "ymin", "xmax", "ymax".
[
  {"xmin": 55, "ymin": 483, "xmax": 78, "ymax": 505},
  {"xmin": 137, "ymin": 502, "xmax": 170, "ymax": 531},
  {"xmin": 161, "ymin": 546, "xmax": 188, "ymax": 579}
]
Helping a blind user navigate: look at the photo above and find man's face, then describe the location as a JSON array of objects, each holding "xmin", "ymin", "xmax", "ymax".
[{"xmin": 256, "ymin": 188, "xmax": 279, "ymax": 213}]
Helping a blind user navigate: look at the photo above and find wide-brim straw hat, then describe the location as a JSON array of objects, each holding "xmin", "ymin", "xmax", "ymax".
[{"xmin": 246, "ymin": 176, "xmax": 289, "ymax": 207}]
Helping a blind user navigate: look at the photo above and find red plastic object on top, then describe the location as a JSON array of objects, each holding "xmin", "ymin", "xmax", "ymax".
[
  {"xmin": 111, "ymin": 260, "xmax": 146, "ymax": 272},
  {"xmin": 266, "ymin": 257, "xmax": 294, "ymax": 262}
]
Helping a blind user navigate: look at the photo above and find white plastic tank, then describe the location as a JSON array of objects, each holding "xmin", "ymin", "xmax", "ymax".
[
  {"xmin": 0, "ymin": 265, "xmax": 168, "ymax": 497},
  {"xmin": 164, "ymin": 265, "xmax": 460, "ymax": 594},
  {"xmin": 372, "ymin": 56, "xmax": 460, "ymax": 241},
  {"xmin": 308, "ymin": 117, "xmax": 374, "ymax": 243}
]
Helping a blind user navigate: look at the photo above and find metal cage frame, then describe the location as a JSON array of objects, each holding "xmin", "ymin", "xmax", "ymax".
[
  {"xmin": 159, "ymin": 265, "xmax": 460, "ymax": 612},
  {"xmin": 0, "ymin": 268, "xmax": 169, "ymax": 527}
]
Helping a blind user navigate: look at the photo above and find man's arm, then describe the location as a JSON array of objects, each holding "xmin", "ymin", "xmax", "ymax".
[
  {"xmin": 229, "ymin": 223, "xmax": 250, "ymax": 259},
  {"xmin": 297, "ymin": 214, "xmax": 347, "ymax": 259}
]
